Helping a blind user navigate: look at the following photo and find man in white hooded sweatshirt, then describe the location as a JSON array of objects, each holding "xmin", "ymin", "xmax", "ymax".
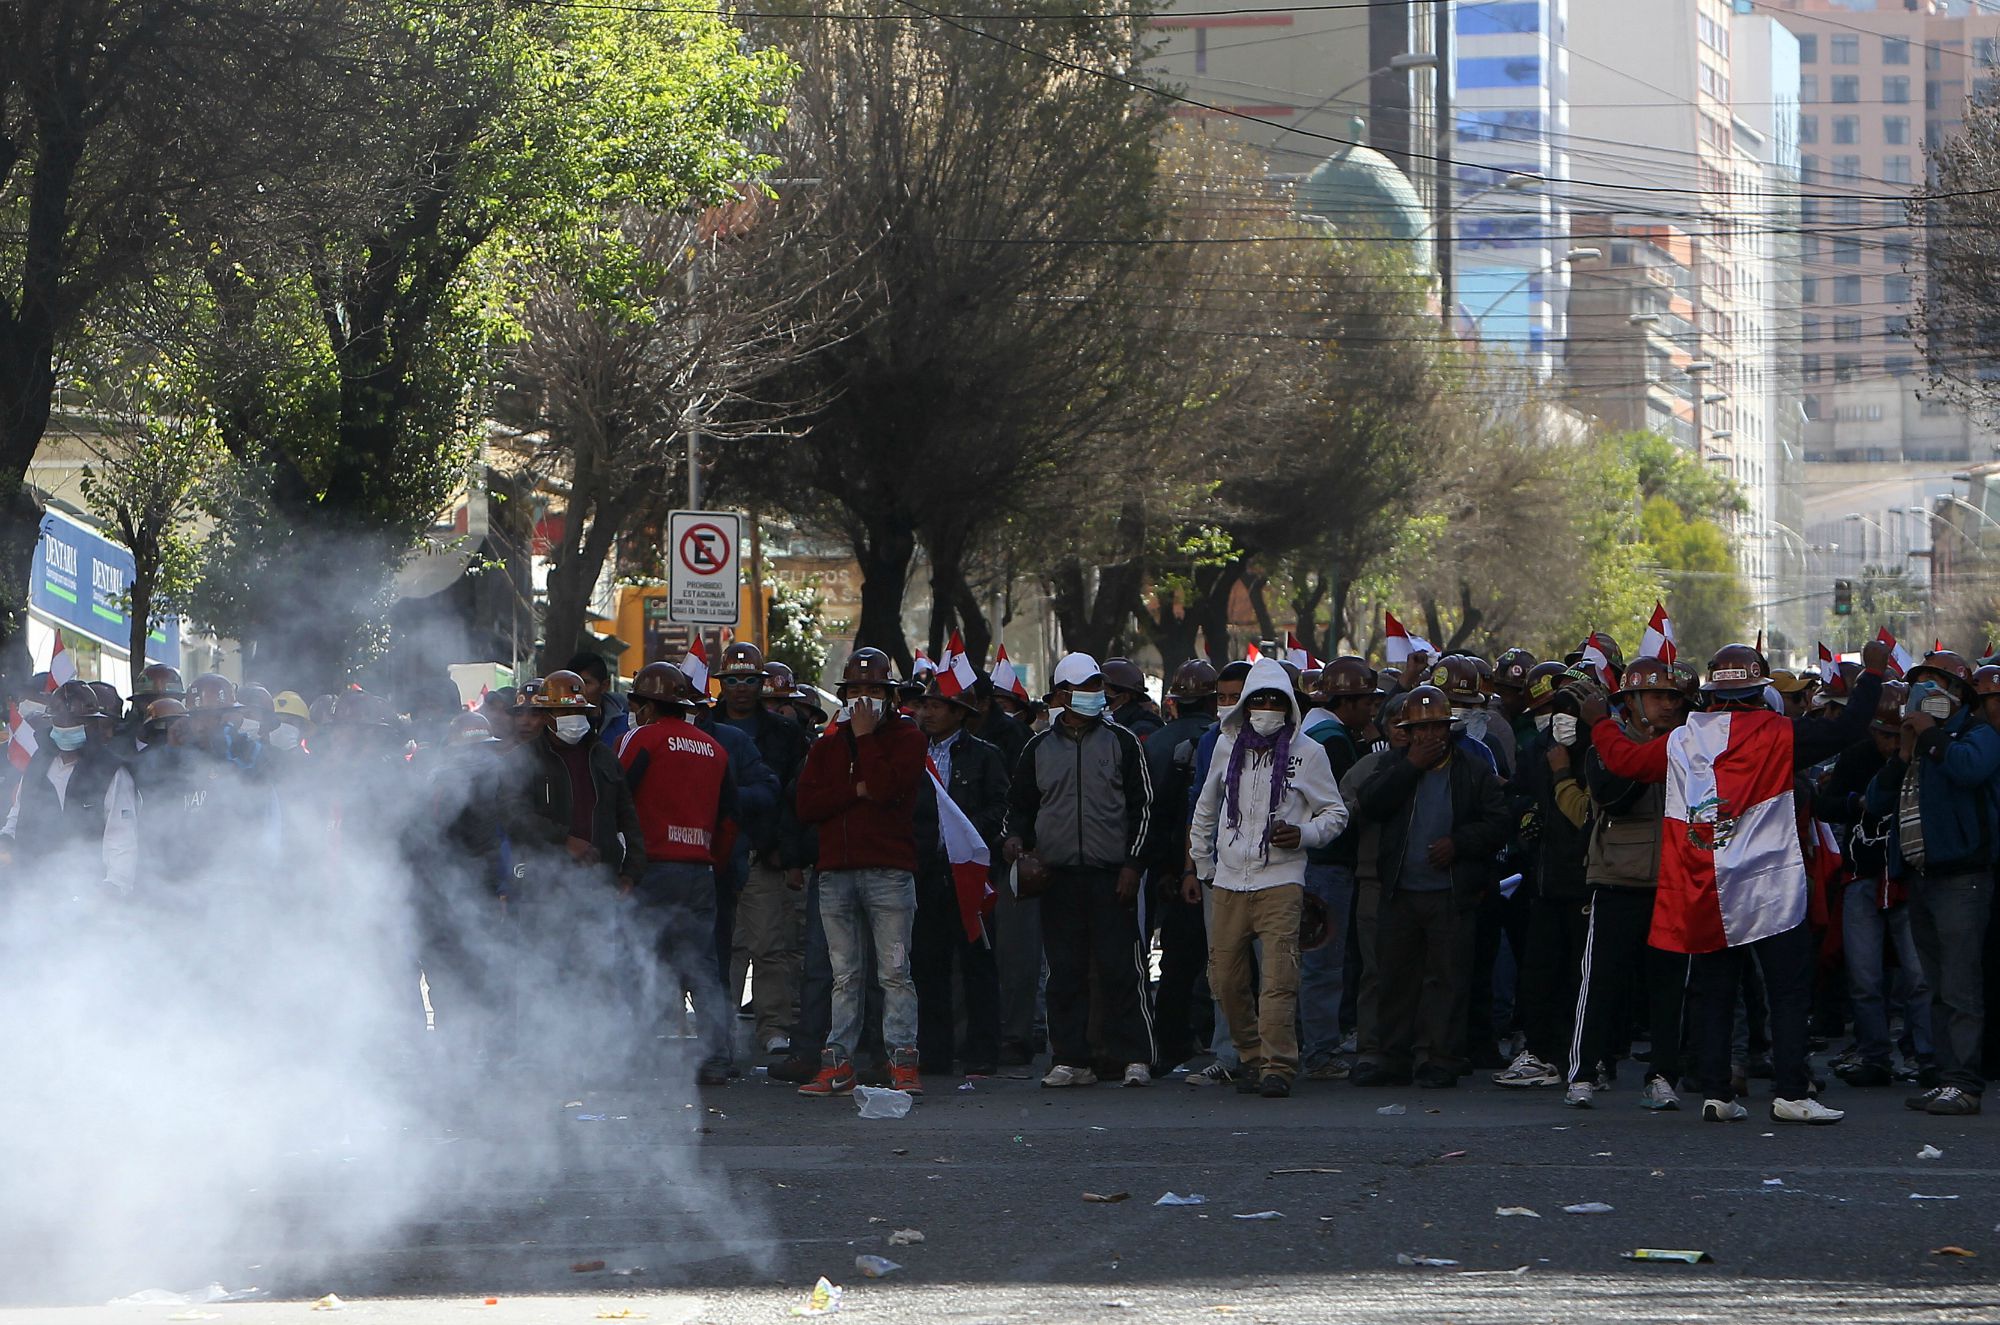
[{"xmin": 1188, "ymin": 657, "xmax": 1349, "ymax": 1097}]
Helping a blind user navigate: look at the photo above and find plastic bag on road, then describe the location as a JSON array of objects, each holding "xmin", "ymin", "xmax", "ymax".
[
  {"xmin": 888, "ymin": 1228, "xmax": 925, "ymax": 1246},
  {"xmin": 1563, "ymin": 1202, "xmax": 1615, "ymax": 1215},
  {"xmin": 854, "ymin": 1255, "xmax": 902, "ymax": 1278},
  {"xmin": 791, "ymin": 1278, "xmax": 842, "ymax": 1316},
  {"xmin": 1376, "ymin": 1104, "xmax": 1406, "ymax": 1116},
  {"xmin": 1396, "ymin": 1254, "xmax": 1459, "ymax": 1267},
  {"xmin": 854, "ymin": 1086, "xmax": 914, "ymax": 1119},
  {"xmin": 1154, "ymin": 1192, "xmax": 1208, "ymax": 1206}
]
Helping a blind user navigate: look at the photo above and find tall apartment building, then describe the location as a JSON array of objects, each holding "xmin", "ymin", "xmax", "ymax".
[
  {"xmin": 1449, "ymin": 1, "xmax": 1574, "ymax": 377},
  {"xmin": 1762, "ymin": 1, "xmax": 2000, "ymax": 600}
]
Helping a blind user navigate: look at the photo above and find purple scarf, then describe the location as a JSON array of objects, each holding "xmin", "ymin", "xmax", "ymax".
[{"xmin": 1223, "ymin": 718, "xmax": 1292, "ymax": 864}]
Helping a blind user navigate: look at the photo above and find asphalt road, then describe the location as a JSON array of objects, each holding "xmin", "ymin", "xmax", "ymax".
[{"xmin": 9, "ymin": 1052, "xmax": 1999, "ymax": 1325}]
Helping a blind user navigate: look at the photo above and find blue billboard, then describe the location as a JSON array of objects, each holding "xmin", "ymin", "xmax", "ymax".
[{"xmin": 30, "ymin": 509, "xmax": 181, "ymax": 664}]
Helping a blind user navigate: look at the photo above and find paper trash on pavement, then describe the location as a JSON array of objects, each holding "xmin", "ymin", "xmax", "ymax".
[
  {"xmin": 1495, "ymin": 1207, "xmax": 1541, "ymax": 1218},
  {"xmin": 1233, "ymin": 1211, "xmax": 1285, "ymax": 1221},
  {"xmin": 1154, "ymin": 1192, "xmax": 1208, "ymax": 1206},
  {"xmin": 1376, "ymin": 1104, "xmax": 1407, "ymax": 1116},
  {"xmin": 1563, "ymin": 1203, "xmax": 1615, "ymax": 1215},
  {"xmin": 1918, "ymin": 1145, "xmax": 1944, "ymax": 1160},
  {"xmin": 1622, "ymin": 1249, "xmax": 1712, "ymax": 1264},
  {"xmin": 791, "ymin": 1277, "xmax": 844, "ymax": 1317},
  {"xmin": 311, "ymin": 1295, "xmax": 346, "ymax": 1312},
  {"xmin": 1396, "ymin": 1254, "xmax": 1460, "ymax": 1267},
  {"xmin": 854, "ymin": 1086, "xmax": 914, "ymax": 1119},
  {"xmin": 854, "ymin": 1255, "xmax": 901, "ymax": 1279},
  {"xmin": 1083, "ymin": 1192, "xmax": 1131, "ymax": 1203},
  {"xmin": 888, "ymin": 1228, "xmax": 925, "ymax": 1245}
]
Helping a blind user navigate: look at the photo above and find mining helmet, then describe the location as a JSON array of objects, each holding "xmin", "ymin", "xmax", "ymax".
[
  {"xmin": 530, "ymin": 670, "xmax": 596, "ymax": 711},
  {"xmin": 1102, "ymin": 658, "xmax": 1149, "ymax": 696},
  {"xmin": 330, "ymin": 689, "xmax": 399, "ymax": 728},
  {"xmin": 1972, "ymin": 666, "xmax": 2000, "ymax": 700},
  {"xmin": 1873, "ymin": 680, "xmax": 1909, "ymax": 731},
  {"xmin": 1701, "ymin": 643, "xmax": 1769, "ymax": 695},
  {"xmin": 49, "ymin": 679, "xmax": 106, "ymax": 726},
  {"xmin": 186, "ymin": 672, "xmax": 244, "ymax": 713},
  {"xmin": 1908, "ymin": 649, "xmax": 1975, "ymax": 699},
  {"xmin": 138, "ymin": 663, "xmax": 185, "ymax": 699},
  {"xmin": 762, "ymin": 661, "xmax": 797, "ymax": 700},
  {"xmin": 1167, "ymin": 658, "xmax": 1219, "ymax": 703},
  {"xmin": 1428, "ymin": 655, "xmax": 1484, "ymax": 705},
  {"xmin": 632, "ymin": 661, "xmax": 692, "ymax": 708},
  {"xmin": 1617, "ymin": 657, "xmax": 1682, "ymax": 696},
  {"xmin": 921, "ymin": 678, "xmax": 980, "ymax": 714},
  {"xmin": 1523, "ymin": 661, "xmax": 1571, "ymax": 712},
  {"xmin": 1317, "ymin": 656, "xmax": 1377, "ymax": 700},
  {"xmin": 446, "ymin": 711, "xmax": 502, "ymax": 746},
  {"xmin": 840, "ymin": 647, "xmax": 897, "ymax": 695},
  {"xmin": 1397, "ymin": 685, "xmax": 1454, "ymax": 727},
  {"xmin": 718, "ymin": 641, "xmax": 767, "ymax": 679},
  {"xmin": 1493, "ymin": 648, "xmax": 1537, "ymax": 691}
]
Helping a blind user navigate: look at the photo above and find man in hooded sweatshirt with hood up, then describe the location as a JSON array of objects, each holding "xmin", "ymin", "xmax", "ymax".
[{"xmin": 1187, "ymin": 657, "xmax": 1349, "ymax": 1097}]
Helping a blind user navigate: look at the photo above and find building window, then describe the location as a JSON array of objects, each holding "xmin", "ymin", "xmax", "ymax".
[
  {"xmin": 1834, "ymin": 316, "xmax": 1863, "ymax": 341},
  {"xmin": 1835, "ymin": 354, "xmax": 1861, "ymax": 380},
  {"xmin": 1832, "ymin": 197, "xmax": 1861, "ymax": 224},
  {"xmin": 1801, "ymin": 153, "xmax": 1820, "ymax": 183},
  {"xmin": 1884, "ymin": 35, "xmax": 1909, "ymax": 65},
  {"xmin": 1801, "ymin": 75, "xmax": 1819, "ymax": 103},
  {"xmin": 1798, "ymin": 114, "xmax": 1819, "ymax": 144},
  {"xmin": 1835, "ymin": 275, "xmax": 1863, "ymax": 303},
  {"xmin": 1831, "ymin": 34, "xmax": 1859, "ymax": 65},
  {"xmin": 1883, "ymin": 198, "xmax": 1906, "ymax": 224},
  {"xmin": 1803, "ymin": 233, "xmax": 1823, "ymax": 261},
  {"xmin": 1833, "ymin": 154, "xmax": 1862, "ymax": 179},
  {"xmin": 1885, "ymin": 274, "xmax": 1912, "ymax": 303},
  {"xmin": 1886, "ymin": 314, "xmax": 1911, "ymax": 337},
  {"xmin": 1832, "ymin": 75, "xmax": 1860, "ymax": 102},
  {"xmin": 1979, "ymin": 37, "xmax": 1997, "ymax": 65},
  {"xmin": 1885, "ymin": 155, "xmax": 1913, "ymax": 183},
  {"xmin": 1803, "ymin": 314, "xmax": 1822, "ymax": 341},
  {"xmin": 1833, "ymin": 236, "xmax": 1862, "ymax": 263},
  {"xmin": 1885, "ymin": 113, "xmax": 1909, "ymax": 142},
  {"xmin": 1887, "ymin": 355, "xmax": 1914, "ymax": 376},
  {"xmin": 1927, "ymin": 80, "xmax": 1941, "ymax": 110},
  {"xmin": 1884, "ymin": 235, "xmax": 1914, "ymax": 265},
  {"xmin": 1801, "ymin": 276, "xmax": 1820, "ymax": 302},
  {"xmin": 1803, "ymin": 358, "xmax": 1823, "ymax": 384},
  {"xmin": 1832, "ymin": 115, "xmax": 1858, "ymax": 143},
  {"xmin": 1799, "ymin": 33, "xmax": 1818, "ymax": 63}
]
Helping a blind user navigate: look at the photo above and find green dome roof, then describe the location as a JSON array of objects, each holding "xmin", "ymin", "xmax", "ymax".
[{"xmin": 1297, "ymin": 116, "xmax": 1431, "ymax": 254}]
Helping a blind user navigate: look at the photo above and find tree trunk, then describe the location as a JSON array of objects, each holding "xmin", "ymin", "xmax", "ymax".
[
  {"xmin": 947, "ymin": 568, "xmax": 991, "ymax": 666},
  {"xmin": 1421, "ymin": 596, "xmax": 1445, "ymax": 651},
  {"xmin": 1133, "ymin": 587, "xmax": 1200, "ymax": 676},
  {"xmin": 852, "ymin": 518, "xmax": 917, "ymax": 670},
  {"xmin": 1195, "ymin": 560, "xmax": 1245, "ymax": 662},
  {"xmin": 1245, "ymin": 567, "xmax": 1277, "ymax": 643},
  {"xmin": 1442, "ymin": 582, "xmax": 1483, "ymax": 653},
  {"xmin": 924, "ymin": 522, "xmax": 971, "ymax": 659}
]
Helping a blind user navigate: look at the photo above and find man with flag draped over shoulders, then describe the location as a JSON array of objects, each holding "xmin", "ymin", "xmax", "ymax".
[{"xmin": 1579, "ymin": 638, "xmax": 1886, "ymax": 1126}]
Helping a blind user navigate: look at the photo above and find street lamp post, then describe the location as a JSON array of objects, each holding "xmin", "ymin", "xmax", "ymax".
[{"xmin": 1464, "ymin": 247, "xmax": 1601, "ymax": 336}]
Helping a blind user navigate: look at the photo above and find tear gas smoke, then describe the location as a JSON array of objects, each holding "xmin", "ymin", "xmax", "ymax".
[{"xmin": 0, "ymin": 664, "xmax": 771, "ymax": 1303}]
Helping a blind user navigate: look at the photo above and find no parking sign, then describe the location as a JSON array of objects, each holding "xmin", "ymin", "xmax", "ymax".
[{"xmin": 667, "ymin": 510, "xmax": 742, "ymax": 625}]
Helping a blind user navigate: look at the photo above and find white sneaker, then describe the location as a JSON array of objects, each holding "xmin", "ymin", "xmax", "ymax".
[
  {"xmin": 1041, "ymin": 1064, "xmax": 1098, "ymax": 1088},
  {"xmin": 1493, "ymin": 1051, "xmax": 1560, "ymax": 1088},
  {"xmin": 1563, "ymin": 1081, "xmax": 1595, "ymax": 1109},
  {"xmin": 1639, "ymin": 1076, "xmax": 1681, "ymax": 1111},
  {"xmin": 1701, "ymin": 1098, "xmax": 1748, "ymax": 1122},
  {"xmin": 1123, "ymin": 1062, "xmax": 1152, "ymax": 1087},
  {"xmin": 1771, "ymin": 1096, "xmax": 1844, "ymax": 1125},
  {"xmin": 1188, "ymin": 1061, "xmax": 1236, "ymax": 1087},
  {"xmin": 764, "ymin": 1035, "xmax": 791, "ymax": 1055}
]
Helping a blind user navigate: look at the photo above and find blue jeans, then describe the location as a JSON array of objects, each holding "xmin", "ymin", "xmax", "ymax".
[
  {"xmin": 821, "ymin": 868, "xmax": 918, "ymax": 1057},
  {"xmin": 1300, "ymin": 863, "xmax": 1354, "ymax": 1065},
  {"xmin": 1843, "ymin": 882, "xmax": 1933, "ymax": 1068}
]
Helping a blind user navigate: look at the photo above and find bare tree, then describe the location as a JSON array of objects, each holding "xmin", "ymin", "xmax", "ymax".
[{"xmin": 510, "ymin": 202, "xmax": 855, "ymax": 671}]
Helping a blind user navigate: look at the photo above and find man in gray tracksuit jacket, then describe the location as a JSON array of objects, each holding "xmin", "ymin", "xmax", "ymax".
[{"xmin": 1002, "ymin": 652, "xmax": 1157, "ymax": 1087}]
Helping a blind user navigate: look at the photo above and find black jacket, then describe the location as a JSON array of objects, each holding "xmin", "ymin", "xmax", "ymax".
[
  {"xmin": 1110, "ymin": 697, "xmax": 1165, "ymax": 743},
  {"xmin": 9, "ymin": 743, "xmax": 125, "ymax": 867},
  {"xmin": 974, "ymin": 706, "xmax": 1032, "ymax": 773},
  {"xmin": 916, "ymin": 731, "xmax": 1010, "ymax": 880},
  {"xmin": 1515, "ymin": 730, "xmax": 1592, "ymax": 902},
  {"xmin": 700, "ymin": 707, "xmax": 809, "ymax": 854},
  {"xmin": 1356, "ymin": 740, "xmax": 1511, "ymax": 902},
  {"xmin": 1143, "ymin": 709, "xmax": 1216, "ymax": 871},
  {"xmin": 518, "ymin": 735, "xmax": 644, "ymax": 877}
]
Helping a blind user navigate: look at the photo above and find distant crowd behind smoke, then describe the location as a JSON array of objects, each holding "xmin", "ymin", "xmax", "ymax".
[{"xmin": 0, "ymin": 651, "xmax": 765, "ymax": 1305}]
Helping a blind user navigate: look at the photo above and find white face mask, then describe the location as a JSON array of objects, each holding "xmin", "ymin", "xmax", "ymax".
[
  {"xmin": 553, "ymin": 715, "xmax": 592, "ymax": 745},
  {"xmin": 16, "ymin": 700, "xmax": 46, "ymax": 722},
  {"xmin": 1247, "ymin": 710, "xmax": 1287, "ymax": 737},
  {"xmin": 1551, "ymin": 713, "xmax": 1579, "ymax": 745},
  {"xmin": 268, "ymin": 724, "xmax": 302, "ymax": 750},
  {"xmin": 1533, "ymin": 713, "xmax": 1552, "ymax": 733},
  {"xmin": 238, "ymin": 718, "xmax": 262, "ymax": 740}
]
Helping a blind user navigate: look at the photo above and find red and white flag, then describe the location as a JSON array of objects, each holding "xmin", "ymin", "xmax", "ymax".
[
  {"xmin": 1245, "ymin": 641, "xmax": 1263, "ymax": 663},
  {"xmin": 1638, "ymin": 601, "xmax": 1677, "ymax": 665},
  {"xmin": 1579, "ymin": 632, "xmax": 1618, "ymax": 688},
  {"xmin": 44, "ymin": 633, "xmax": 75, "ymax": 690},
  {"xmin": 1876, "ymin": 627, "xmax": 1912, "ymax": 677},
  {"xmin": 6, "ymin": 701, "xmax": 34, "ymax": 771},
  {"xmin": 1816, "ymin": 642, "xmax": 1838, "ymax": 688},
  {"xmin": 1285, "ymin": 630, "xmax": 1321, "ymax": 671},
  {"xmin": 927, "ymin": 760, "xmax": 994, "ymax": 944},
  {"xmin": 1382, "ymin": 611, "xmax": 1433, "ymax": 666},
  {"xmin": 682, "ymin": 635, "xmax": 710, "ymax": 695},
  {"xmin": 937, "ymin": 629, "xmax": 979, "ymax": 698},
  {"xmin": 991, "ymin": 645, "xmax": 1030, "ymax": 700},
  {"xmin": 1652, "ymin": 707, "xmax": 1809, "ymax": 954}
]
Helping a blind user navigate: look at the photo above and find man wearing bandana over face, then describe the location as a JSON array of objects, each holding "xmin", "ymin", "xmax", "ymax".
[{"xmin": 1187, "ymin": 657, "xmax": 1348, "ymax": 1097}]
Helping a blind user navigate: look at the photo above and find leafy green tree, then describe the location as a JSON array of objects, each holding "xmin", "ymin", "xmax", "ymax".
[
  {"xmin": 1618, "ymin": 430, "xmax": 1748, "ymax": 659},
  {"xmin": 1823, "ymin": 564, "xmax": 1925, "ymax": 654},
  {"xmin": 186, "ymin": 0, "xmax": 790, "ymax": 691}
]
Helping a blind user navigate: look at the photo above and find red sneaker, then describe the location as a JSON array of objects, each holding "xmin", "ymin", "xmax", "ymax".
[
  {"xmin": 889, "ymin": 1049, "xmax": 923, "ymax": 1096},
  {"xmin": 798, "ymin": 1048, "xmax": 856, "ymax": 1098}
]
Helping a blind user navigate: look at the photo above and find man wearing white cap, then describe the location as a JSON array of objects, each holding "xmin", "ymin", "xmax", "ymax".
[{"xmin": 1003, "ymin": 652, "xmax": 1158, "ymax": 1087}]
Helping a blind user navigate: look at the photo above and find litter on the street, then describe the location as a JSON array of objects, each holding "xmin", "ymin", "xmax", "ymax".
[
  {"xmin": 1622, "ymin": 1249, "xmax": 1712, "ymax": 1264},
  {"xmin": 1563, "ymin": 1202, "xmax": 1615, "ymax": 1214},
  {"xmin": 1932, "ymin": 1246, "xmax": 1977, "ymax": 1257},
  {"xmin": 1083, "ymin": 1191, "xmax": 1132, "ymax": 1203},
  {"xmin": 1910, "ymin": 1193, "xmax": 1961, "ymax": 1201},
  {"xmin": 854, "ymin": 1086, "xmax": 915, "ymax": 1119},
  {"xmin": 1270, "ymin": 1168, "xmax": 1343, "ymax": 1175},
  {"xmin": 1495, "ymin": 1206, "xmax": 1541, "ymax": 1218},
  {"xmin": 1155, "ymin": 1192, "xmax": 1208, "ymax": 1206},
  {"xmin": 1918, "ymin": 1145, "xmax": 1944, "ymax": 1160},
  {"xmin": 1763, "ymin": 1179, "xmax": 1785, "ymax": 1187},
  {"xmin": 166, "ymin": 1313, "xmax": 219, "ymax": 1322},
  {"xmin": 791, "ymin": 1278, "xmax": 843, "ymax": 1317},
  {"xmin": 1440, "ymin": 1150, "xmax": 1468, "ymax": 1159},
  {"xmin": 1376, "ymin": 1104, "xmax": 1407, "ymax": 1116},
  {"xmin": 888, "ymin": 1228, "xmax": 925, "ymax": 1245},
  {"xmin": 574, "ymin": 1114, "xmax": 608, "ymax": 1122},
  {"xmin": 1395, "ymin": 1254, "xmax": 1459, "ymax": 1267},
  {"xmin": 571, "ymin": 1260, "xmax": 607, "ymax": 1273},
  {"xmin": 1233, "ymin": 1211, "xmax": 1285, "ymax": 1221},
  {"xmin": 596, "ymin": 1312, "xmax": 648, "ymax": 1320},
  {"xmin": 854, "ymin": 1255, "xmax": 902, "ymax": 1278},
  {"xmin": 311, "ymin": 1295, "xmax": 346, "ymax": 1312}
]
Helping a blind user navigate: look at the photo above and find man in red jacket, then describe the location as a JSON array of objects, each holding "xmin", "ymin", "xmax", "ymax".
[
  {"xmin": 620, "ymin": 661, "xmax": 739, "ymax": 1086},
  {"xmin": 793, "ymin": 647, "xmax": 929, "ymax": 1098}
]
